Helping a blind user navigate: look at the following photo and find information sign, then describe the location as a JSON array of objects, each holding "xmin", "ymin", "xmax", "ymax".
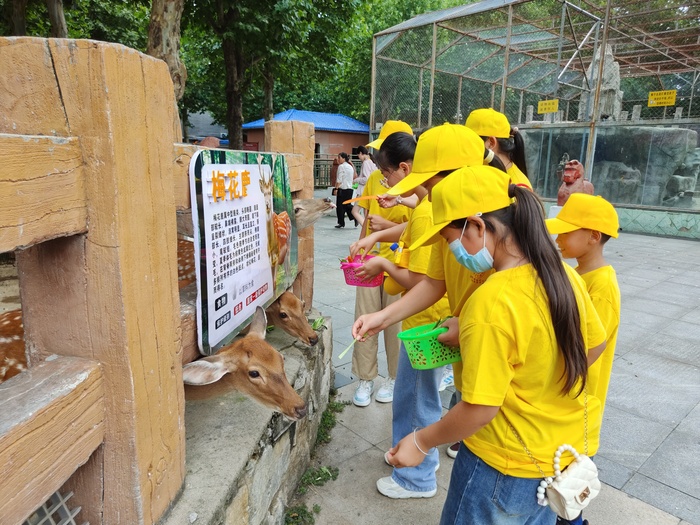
[
  {"xmin": 189, "ymin": 149, "xmax": 297, "ymax": 354},
  {"xmin": 538, "ymin": 99, "xmax": 559, "ymax": 114},
  {"xmin": 647, "ymin": 90, "xmax": 677, "ymax": 107}
]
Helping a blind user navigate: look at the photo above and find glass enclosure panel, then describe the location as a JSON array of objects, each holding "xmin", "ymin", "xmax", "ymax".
[{"xmin": 521, "ymin": 122, "xmax": 700, "ymax": 210}]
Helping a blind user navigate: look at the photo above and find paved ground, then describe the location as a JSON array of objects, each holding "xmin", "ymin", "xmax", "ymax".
[{"xmin": 305, "ymin": 188, "xmax": 700, "ymax": 525}]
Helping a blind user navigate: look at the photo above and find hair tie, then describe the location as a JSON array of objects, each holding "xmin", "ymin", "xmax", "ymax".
[{"xmin": 484, "ymin": 149, "xmax": 495, "ymax": 164}]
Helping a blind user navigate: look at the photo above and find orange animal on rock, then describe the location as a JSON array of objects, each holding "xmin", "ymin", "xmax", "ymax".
[
  {"xmin": 182, "ymin": 306, "xmax": 308, "ymax": 420},
  {"xmin": 557, "ymin": 159, "xmax": 594, "ymax": 205}
]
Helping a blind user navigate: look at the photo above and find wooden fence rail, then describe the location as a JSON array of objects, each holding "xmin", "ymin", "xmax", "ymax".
[{"xmin": 0, "ymin": 37, "xmax": 185, "ymax": 525}]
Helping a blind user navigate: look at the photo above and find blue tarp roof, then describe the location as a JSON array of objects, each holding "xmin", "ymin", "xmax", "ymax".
[{"xmin": 243, "ymin": 109, "xmax": 369, "ymax": 133}]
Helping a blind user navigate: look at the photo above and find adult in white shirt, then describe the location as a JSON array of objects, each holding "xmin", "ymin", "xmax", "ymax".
[{"xmin": 335, "ymin": 152, "xmax": 357, "ymax": 228}]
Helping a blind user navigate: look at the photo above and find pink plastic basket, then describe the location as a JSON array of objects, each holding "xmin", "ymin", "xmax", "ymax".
[{"xmin": 340, "ymin": 255, "xmax": 384, "ymax": 287}]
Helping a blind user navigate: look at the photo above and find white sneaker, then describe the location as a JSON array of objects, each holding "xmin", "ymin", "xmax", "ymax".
[
  {"xmin": 439, "ymin": 367, "xmax": 454, "ymax": 392},
  {"xmin": 376, "ymin": 476, "xmax": 437, "ymax": 499},
  {"xmin": 353, "ymin": 380, "xmax": 374, "ymax": 407},
  {"xmin": 375, "ymin": 378, "xmax": 395, "ymax": 403}
]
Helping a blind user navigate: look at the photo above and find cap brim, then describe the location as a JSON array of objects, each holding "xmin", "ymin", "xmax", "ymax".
[
  {"xmin": 545, "ymin": 217, "xmax": 581, "ymax": 235},
  {"xmin": 366, "ymin": 138, "xmax": 383, "ymax": 150},
  {"xmin": 386, "ymin": 170, "xmax": 438, "ymax": 196},
  {"xmin": 409, "ymin": 220, "xmax": 448, "ymax": 250}
]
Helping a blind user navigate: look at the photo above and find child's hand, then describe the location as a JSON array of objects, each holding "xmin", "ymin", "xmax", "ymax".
[
  {"xmin": 355, "ymin": 257, "xmax": 385, "ymax": 281},
  {"xmin": 377, "ymin": 194, "xmax": 399, "ymax": 208},
  {"xmin": 437, "ymin": 317, "xmax": 460, "ymax": 347},
  {"xmin": 385, "ymin": 433, "xmax": 427, "ymax": 468},
  {"xmin": 367, "ymin": 214, "xmax": 397, "ymax": 232},
  {"xmin": 349, "ymin": 238, "xmax": 374, "ymax": 259},
  {"xmin": 352, "ymin": 312, "xmax": 387, "ymax": 340}
]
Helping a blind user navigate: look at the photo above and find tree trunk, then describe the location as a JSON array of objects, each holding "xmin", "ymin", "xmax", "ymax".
[
  {"xmin": 263, "ymin": 63, "xmax": 274, "ymax": 122},
  {"xmin": 222, "ymin": 36, "xmax": 244, "ymax": 150},
  {"xmin": 46, "ymin": 0, "xmax": 68, "ymax": 38},
  {"xmin": 11, "ymin": 0, "xmax": 29, "ymax": 35},
  {"xmin": 147, "ymin": 0, "xmax": 187, "ymax": 101}
]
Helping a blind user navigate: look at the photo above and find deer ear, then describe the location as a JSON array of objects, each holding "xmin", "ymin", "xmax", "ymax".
[
  {"xmin": 182, "ymin": 357, "xmax": 228, "ymax": 385},
  {"xmin": 248, "ymin": 306, "xmax": 268, "ymax": 339}
]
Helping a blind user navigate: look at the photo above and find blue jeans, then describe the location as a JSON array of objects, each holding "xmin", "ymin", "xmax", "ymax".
[
  {"xmin": 440, "ymin": 443, "xmax": 557, "ymax": 525},
  {"xmin": 391, "ymin": 342, "xmax": 443, "ymax": 492}
]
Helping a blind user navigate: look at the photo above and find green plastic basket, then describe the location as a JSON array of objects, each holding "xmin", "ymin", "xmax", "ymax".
[{"xmin": 397, "ymin": 323, "xmax": 461, "ymax": 370}]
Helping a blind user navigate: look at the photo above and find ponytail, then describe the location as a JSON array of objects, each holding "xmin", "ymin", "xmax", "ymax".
[
  {"xmin": 483, "ymin": 186, "xmax": 587, "ymax": 395},
  {"xmin": 339, "ymin": 152, "xmax": 350, "ymax": 163},
  {"xmin": 496, "ymin": 127, "xmax": 528, "ymax": 177},
  {"xmin": 484, "ymin": 148, "xmax": 508, "ymax": 173}
]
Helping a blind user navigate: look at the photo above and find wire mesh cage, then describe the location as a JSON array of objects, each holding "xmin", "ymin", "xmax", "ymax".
[
  {"xmin": 23, "ymin": 490, "xmax": 87, "ymax": 525},
  {"xmin": 371, "ymin": 0, "xmax": 700, "ymax": 211},
  {"xmin": 373, "ymin": 0, "xmax": 700, "ymax": 128}
]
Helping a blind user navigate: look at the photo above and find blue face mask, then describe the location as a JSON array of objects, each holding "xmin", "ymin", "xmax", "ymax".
[{"xmin": 448, "ymin": 221, "xmax": 494, "ymax": 273}]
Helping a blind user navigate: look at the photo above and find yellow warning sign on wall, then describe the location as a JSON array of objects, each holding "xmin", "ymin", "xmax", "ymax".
[
  {"xmin": 537, "ymin": 99, "xmax": 559, "ymax": 114},
  {"xmin": 647, "ymin": 90, "xmax": 677, "ymax": 107}
]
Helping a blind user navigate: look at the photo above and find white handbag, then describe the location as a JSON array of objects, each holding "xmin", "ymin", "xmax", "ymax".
[
  {"xmin": 507, "ymin": 390, "xmax": 600, "ymax": 520},
  {"xmin": 539, "ymin": 443, "xmax": 601, "ymax": 519}
]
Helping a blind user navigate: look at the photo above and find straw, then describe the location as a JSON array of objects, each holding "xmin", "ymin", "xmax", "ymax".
[{"xmin": 338, "ymin": 337, "xmax": 361, "ymax": 359}]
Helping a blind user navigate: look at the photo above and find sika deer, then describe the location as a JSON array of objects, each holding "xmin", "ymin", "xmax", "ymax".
[
  {"xmin": 0, "ymin": 309, "xmax": 26, "ymax": 383},
  {"xmin": 178, "ymin": 239, "xmax": 318, "ymax": 347},
  {"xmin": 261, "ymin": 291, "xmax": 318, "ymax": 346},
  {"xmin": 182, "ymin": 306, "xmax": 307, "ymax": 420}
]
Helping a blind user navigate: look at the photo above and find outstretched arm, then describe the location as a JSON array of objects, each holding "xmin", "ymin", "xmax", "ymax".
[
  {"xmin": 352, "ymin": 276, "xmax": 446, "ymax": 339},
  {"xmin": 387, "ymin": 402, "xmax": 499, "ymax": 468}
]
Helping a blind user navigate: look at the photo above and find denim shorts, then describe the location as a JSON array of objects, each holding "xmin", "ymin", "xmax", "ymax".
[{"xmin": 440, "ymin": 443, "xmax": 557, "ymax": 525}]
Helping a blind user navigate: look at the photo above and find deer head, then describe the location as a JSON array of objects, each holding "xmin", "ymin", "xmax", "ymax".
[
  {"xmin": 182, "ymin": 307, "xmax": 307, "ymax": 420},
  {"xmin": 265, "ymin": 291, "xmax": 318, "ymax": 346}
]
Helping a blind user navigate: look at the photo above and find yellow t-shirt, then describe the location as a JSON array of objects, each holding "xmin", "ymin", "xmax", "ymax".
[
  {"xmin": 507, "ymin": 164, "xmax": 532, "ymax": 189},
  {"xmin": 460, "ymin": 263, "xmax": 606, "ymax": 478},
  {"xmin": 359, "ymin": 170, "xmax": 411, "ymax": 261},
  {"xmin": 426, "ymin": 239, "xmax": 494, "ymax": 391},
  {"xmin": 399, "ymin": 197, "xmax": 450, "ymax": 331},
  {"xmin": 581, "ymin": 265, "xmax": 620, "ymax": 416}
]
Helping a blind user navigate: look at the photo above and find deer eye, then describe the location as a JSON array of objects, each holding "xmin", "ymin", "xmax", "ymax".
[
  {"xmin": 280, "ymin": 312, "xmax": 289, "ymax": 319},
  {"xmin": 248, "ymin": 370, "xmax": 260, "ymax": 378}
]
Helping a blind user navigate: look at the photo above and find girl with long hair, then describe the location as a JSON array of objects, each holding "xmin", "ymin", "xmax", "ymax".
[{"xmin": 382, "ymin": 168, "xmax": 606, "ymax": 524}]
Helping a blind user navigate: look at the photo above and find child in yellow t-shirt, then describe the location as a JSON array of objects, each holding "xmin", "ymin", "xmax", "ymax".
[
  {"xmin": 350, "ymin": 131, "xmax": 451, "ymax": 498},
  {"xmin": 546, "ymin": 193, "xmax": 620, "ymax": 525},
  {"xmin": 351, "ymin": 123, "xmax": 413, "ymax": 408},
  {"xmin": 383, "ymin": 169, "xmax": 606, "ymax": 524},
  {"xmin": 546, "ymin": 194, "xmax": 621, "ymax": 415}
]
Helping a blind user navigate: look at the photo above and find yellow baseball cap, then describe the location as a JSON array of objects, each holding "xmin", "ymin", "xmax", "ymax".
[
  {"xmin": 546, "ymin": 194, "xmax": 619, "ymax": 238},
  {"xmin": 465, "ymin": 108, "xmax": 511, "ymax": 139},
  {"xmin": 386, "ymin": 123, "xmax": 484, "ymax": 196},
  {"xmin": 410, "ymin": 166, "xmax": 513, "ymax": 249},
  {"xmin": 366, "ymin": 120, "xmax": 413, "ymax": 150}
]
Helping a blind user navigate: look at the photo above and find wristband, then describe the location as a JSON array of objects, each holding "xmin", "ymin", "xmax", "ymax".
[{"xmin": 413, "ymin": 429, "xmax": 432, "ymax": 456}]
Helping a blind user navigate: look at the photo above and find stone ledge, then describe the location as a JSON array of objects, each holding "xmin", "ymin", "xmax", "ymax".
[{"xmin": 159, "ymin": 312, "xmax": 333, "ymax": 525}]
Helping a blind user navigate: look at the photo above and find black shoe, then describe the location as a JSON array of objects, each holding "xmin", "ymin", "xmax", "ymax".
[
  {"xmin": 354, "ymin": 220, "xmax": 359, "ymax": 227},
  {"xmin": 335, "ymin": 224, "xmax": 344, "ymax": 229}
]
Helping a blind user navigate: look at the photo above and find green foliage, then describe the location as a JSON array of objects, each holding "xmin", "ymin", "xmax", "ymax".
[
  {"xmin": 284, "ymin": 504, "xmax": 316, "ymax": 525},
  {"xmin": 316, "ymin": 397, "xmax": 348, "ymax": 446},
  {"xmin": 285, "ymin": 501, "xmax": 322, "ymax": 524},
  {"xmin": 296, "ymin": 465, "xmax": 339, "ymax": 496},
  {"xmin": 310, "ymin": 317, "xmax": 326, "ymax": 331}
]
